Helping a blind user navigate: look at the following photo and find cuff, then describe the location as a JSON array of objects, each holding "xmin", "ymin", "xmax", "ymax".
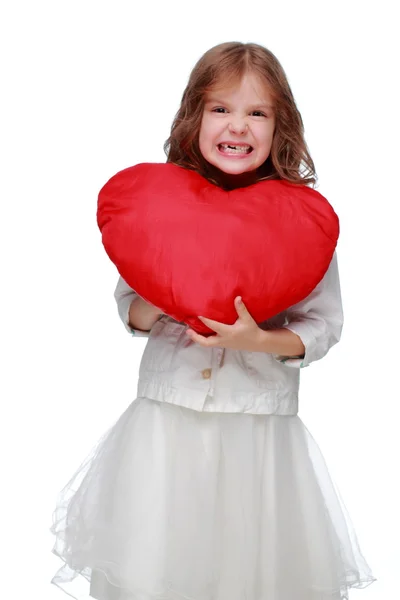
[{"xmin": 273, "ymin": 321, "xmax": 318, "ymax": 369}]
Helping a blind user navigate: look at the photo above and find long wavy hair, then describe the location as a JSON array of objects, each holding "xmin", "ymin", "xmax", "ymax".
[{"xmin": 164, "ymin": 42, "xmax": 317, "ymax": 189}]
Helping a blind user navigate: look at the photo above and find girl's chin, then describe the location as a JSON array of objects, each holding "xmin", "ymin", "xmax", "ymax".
[
  {"xmin": 210, "ymin": 155, "xmax": 259, "ymax": 175},
  {"xmin": 209, "ymin": 157, "xmax": 250, "ymax": 172}
]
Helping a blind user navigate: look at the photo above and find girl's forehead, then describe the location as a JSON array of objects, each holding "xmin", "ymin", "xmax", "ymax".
[
  {"xmin": 206, "ymin": 73, "xmax": 272, "ymax": 96},
  {"xmin": 204, "ymin": 74, "xmax": 274, "ymax": 104}
]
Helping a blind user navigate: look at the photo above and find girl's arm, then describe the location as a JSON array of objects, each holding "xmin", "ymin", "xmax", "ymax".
[
  {"xmin": 262, "ymin": 251, "xmax": 344, "ymax": 367},
  {"xmin": 255, "ymin": 328, "xmax": 305, "ymax": 357},
  {"xmin": 114, "ymin": 277, "xmax": 162, "ymax": 336}
]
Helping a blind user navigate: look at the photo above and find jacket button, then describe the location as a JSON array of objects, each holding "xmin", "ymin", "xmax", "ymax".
[{"xmin": 201, "ymin": 368, "xmax": 212, "ymax": 380}]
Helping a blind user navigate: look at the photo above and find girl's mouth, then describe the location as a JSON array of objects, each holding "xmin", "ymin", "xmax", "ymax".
[{"xmin": 217, "ymin": 143, "xmax": 253, "ymax": 156}]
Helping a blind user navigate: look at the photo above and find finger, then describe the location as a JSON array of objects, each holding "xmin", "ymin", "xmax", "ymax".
[
  {"xmin": 234, "ymin": 296, "xmax": 252, "ymax": 320},
  {"xmin": 198, "ymin": 316, "xmax": 231, "ymax": 335},
  {"xmin": 186, "ymin": 328, "xmax": 219, "ymax": 347}
]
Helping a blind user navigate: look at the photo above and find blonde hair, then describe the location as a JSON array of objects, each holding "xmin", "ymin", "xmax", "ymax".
[{"xmin": 164, "ymin": 42, "xmax": 317, "ymax": 188}]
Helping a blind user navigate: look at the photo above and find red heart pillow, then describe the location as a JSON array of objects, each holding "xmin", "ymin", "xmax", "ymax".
[{"xmin": 97, "ymin": 163, "xmax": 339, "ymax": 334}]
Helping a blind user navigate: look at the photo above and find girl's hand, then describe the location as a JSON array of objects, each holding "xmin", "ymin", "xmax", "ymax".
[{"xmin": 186, "ymin": 297, "xmax": 263, "ymax": 351}]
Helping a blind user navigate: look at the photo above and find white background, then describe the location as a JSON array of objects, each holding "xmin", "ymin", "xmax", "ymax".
[{"xmin": 1, "ymin": 1, "xmax": 398, "ymax": 598}]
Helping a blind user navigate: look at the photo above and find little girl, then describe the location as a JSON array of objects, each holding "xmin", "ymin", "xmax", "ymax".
[{"xmin": 51, "ymin": 42, "xmax": 376, "ymax": 600}]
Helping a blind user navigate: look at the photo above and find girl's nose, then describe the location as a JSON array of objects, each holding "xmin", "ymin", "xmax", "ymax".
[{"xmin": 228, "ymin": 119, "xmax": 248, "ymax": 135}]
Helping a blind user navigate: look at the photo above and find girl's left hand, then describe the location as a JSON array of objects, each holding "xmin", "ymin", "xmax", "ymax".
[{"xmin": 186, "ymin": 296, "xmax": 262, "ymax": 351}]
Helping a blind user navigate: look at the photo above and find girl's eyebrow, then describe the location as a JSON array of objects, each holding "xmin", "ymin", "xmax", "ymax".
[{"xmin": 204, "ymin": 97, "xmax": 274, "ymax": 111}]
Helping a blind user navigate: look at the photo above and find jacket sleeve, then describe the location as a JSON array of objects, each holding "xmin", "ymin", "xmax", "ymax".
[
  {"xmin": 274, "ymin": 251, "xmax": 344, "ymax": 368},
  {"xmin": 114, "ymin": 276, "xmax": 151, "ymax": 338}
]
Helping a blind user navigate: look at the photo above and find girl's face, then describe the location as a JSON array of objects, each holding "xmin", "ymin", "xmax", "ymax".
[{"xmin": 199, "ymin": 72, "xmax": 276, "ymax": 186}]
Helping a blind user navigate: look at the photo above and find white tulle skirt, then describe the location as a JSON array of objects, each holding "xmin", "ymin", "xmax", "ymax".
[{"xmin": 50, "ymin": 397, "xmax": 375, "ymax": 600}]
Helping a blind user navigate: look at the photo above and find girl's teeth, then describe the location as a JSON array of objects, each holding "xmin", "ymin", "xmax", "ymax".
[{"xmin": 219, "ymin": 144, "xmax": 251, "ymax": 154}]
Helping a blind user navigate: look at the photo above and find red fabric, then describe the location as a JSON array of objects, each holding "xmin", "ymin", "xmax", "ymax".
[{"xmin": 97, "ymin": 163, "xmax": 339, "ymax": 334}]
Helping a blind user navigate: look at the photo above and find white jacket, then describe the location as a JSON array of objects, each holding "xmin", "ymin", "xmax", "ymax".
[{"xmin": 114, "ymin": 253, "xmax": 343, "ymax": 415}]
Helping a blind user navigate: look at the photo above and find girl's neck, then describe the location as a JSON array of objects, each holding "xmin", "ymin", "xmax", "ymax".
[{"xmin": 205, "ymin": 164, "xmax": 259, "ymax": 190}]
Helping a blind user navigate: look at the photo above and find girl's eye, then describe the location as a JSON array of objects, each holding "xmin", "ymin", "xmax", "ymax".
[{"xmin": 211, "ymin": 108, "xmax": 266, "ymax": 117}]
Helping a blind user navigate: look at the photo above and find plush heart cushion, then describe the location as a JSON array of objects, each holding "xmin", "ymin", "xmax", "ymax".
[{"xmin": 97, "ymin": 163, "xmax": 339, "ymax": 334}]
